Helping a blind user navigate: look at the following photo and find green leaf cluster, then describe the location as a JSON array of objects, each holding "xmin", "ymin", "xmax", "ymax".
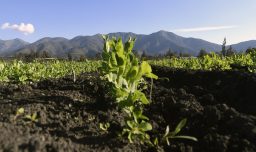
[{"xmin": 100, "ymin": 36, "xmax": 158, "ymax": 143}]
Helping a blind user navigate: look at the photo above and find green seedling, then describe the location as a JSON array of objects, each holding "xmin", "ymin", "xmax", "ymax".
[
  {"xmin": 14, "ymin": 108, "xmax": 39, "ymax": 124},
  {"xmin": 16, "ymin": 107, "xmax": 25, "ymax": 115},
  {"xmin": 100, "ymin": 36, "xmax": 198, "ymax": 145},
  {"xmin": 88, "ymin": 114, "xmax": 96, "ymax": 121},
  {"xmin": 153, "ymin": 137, "xmax": 159, "ymax": 147},
  {"xmin": 122, "ymin": 120, "xmax": 152, "ymax": 144},
  {"xmin": 71, "ymin": 66, "xmax": 76, "ymax": 83},
  {"xmin": 99, "ymin": 122, "xmax": 110, "ymax": 131},
  {"xmin": 100, "ymin": 36, "xmax": 158, "ymax": 143},
  {"xmin": 13, "ymin": 107, "xmax": 25, "ymax": 120},
  {"xmin": 25, "ymin": 112, "xmax": 38, "ymax": 123},
  {"xmin": 163, "ymin": 118, "xmax": 198, "ymax": 146}
]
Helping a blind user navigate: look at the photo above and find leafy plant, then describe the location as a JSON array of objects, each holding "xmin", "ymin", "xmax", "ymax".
[
  {"xmin": 88, "ymin": 114, "xmax": 96, "ymax": 121},
  {"xmin": 99, "ymin": 122, "xmax": 110, "ymax": 132},
  {"xmin": 100, "ymin": 36, "xmax": 199, "ymax": 145},
  {"xmin": 163, "ymin": 118, "xmax": 198, "ymax": 145},
  {"xmin": 13, "ymin": 107, "xmax": 38, "ymax": 124},
  {"xmin": 13, "ymin": 107, "xmax": 25, "ymax": 120},
  {"xmin": 100, "ymin": 36, "xmax": 158, "ymax": 143},
  {"xmin": 25, "ymin": 112, "xmax": 38, "ymax": 123},
  {"xmin": 123, "ymin": 120, "xmax": 152, "ymax": 143},
  {"xmin": 16, "ymin": 107, "xmax": 25, "ymax": 115}
]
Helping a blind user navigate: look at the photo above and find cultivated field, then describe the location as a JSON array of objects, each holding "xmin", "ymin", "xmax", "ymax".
[{"xmin": 0, "ymin": 40, "xmax": 256, "ymax": 151}]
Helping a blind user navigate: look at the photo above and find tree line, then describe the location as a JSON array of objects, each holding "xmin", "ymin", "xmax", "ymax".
[{"xmin": 12, "ymin": 37, "xmax": 256, "ymax": 61}]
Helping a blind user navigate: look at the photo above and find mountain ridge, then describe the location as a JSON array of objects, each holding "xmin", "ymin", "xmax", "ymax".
[{"xmin": 1, "ymin": 31, "xmax": 256, "ymax": 57}]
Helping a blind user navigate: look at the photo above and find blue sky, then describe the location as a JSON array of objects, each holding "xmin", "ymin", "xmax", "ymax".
[{"xmin": 0, "ymin": 0, "xmax": 256, "ymax": 44}]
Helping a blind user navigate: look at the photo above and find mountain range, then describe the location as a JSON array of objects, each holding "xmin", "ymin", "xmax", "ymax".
[
  {"xmin": 1, "ymin": 30, "xmax": 256, "ymax": 57},
  {"xmin": 0, "ymin": 39, "xmax": 29, "ymax": 54}
]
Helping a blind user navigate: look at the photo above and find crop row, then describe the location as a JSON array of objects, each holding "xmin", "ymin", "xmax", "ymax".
[
  {"xmin": 149, "ymin": 52, "xmax": 256, "ymax": 72},
  {"xmin": 0, "ymin": 60, "xmax": 100, "ymax": 83},
  {"xmin": 0, "ymin": 51, "xmax": 255, "ymax": 83}
]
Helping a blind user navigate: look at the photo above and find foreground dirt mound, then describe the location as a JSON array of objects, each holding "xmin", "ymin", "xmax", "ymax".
[
  {"xmin": 0, "ymin": 67, "xmax": 255, "ymax": 152},
  {"xmin": 151, "ymin": 66, "xmax": 256, "ymax": 151}
]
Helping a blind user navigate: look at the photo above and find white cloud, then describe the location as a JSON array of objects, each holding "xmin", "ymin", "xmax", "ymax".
[
  {"xmin": 1, "ymin": 22, "xmax": 35, "ymax": 35},
  {"xmin": 175, "ymin": 25, "xmax": 237, "ymax": 32}
]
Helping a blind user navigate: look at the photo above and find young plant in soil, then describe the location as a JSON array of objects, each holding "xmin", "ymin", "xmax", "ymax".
[
  {"xmin": 100, "ymin": 35, "xmax": 158, "ymax": 144},
  {"xmin": 13, "ymin": 107, "xmax": 38, "ymax": 123},
  {"xmin": 25, "ymin": 112, "xmax": 38, "ymax": 123},
  {"xmin": 163, "ymin": 118, "xmax": 197, "ymax": 145},
  {"xmin": 100, "ymin": 36, "xmax": 197, "ymax": 145},
  {"xmin": 99, "ymin": 122, "xmax": 110, "ymax": 132}
]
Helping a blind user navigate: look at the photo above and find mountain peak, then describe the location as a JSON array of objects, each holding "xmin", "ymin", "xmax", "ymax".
[
  {"xmin": 157, "ymin": 30, "xmax": 169, "ymax": 33},
  {"xmin": 1, "ymin": 31, "xmax": 256, "ymax": 57},
  {"xmin": 151, "ymin": 30, "xmax": 178, "ymax": 37},
  {"xmin": 0, "ymin": 38, "xmax": 29, "ymax": 54}
]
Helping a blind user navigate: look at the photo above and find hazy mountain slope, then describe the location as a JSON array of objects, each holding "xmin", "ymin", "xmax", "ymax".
[
  {"xmin": 15, "ymin": 37, "xmax": 72, "ymax": 57},
  {"xmin": 69, "ymin": 34, "xmax": 103, "ymax": 57},
  {"xmin": 231, "ymin": 40, "xmax": 256, "ymax": 52},
  {"xmin": 0, "ymin": 39, "xmax": 29, "ymax": 55},
  {"xmin": 134, "ymin": 31, "xmax": 221, "ymax": 55},
  {"xmin": 183, "ymin": 38, "xmax": 221, "ymax": 52},
  {"xmin": 2, "ymin": 31, "xmax": 256, "ymax": 57},
  {"xmin": 134, "ymin": 31, "xmax": 190, "ymax": 55}
]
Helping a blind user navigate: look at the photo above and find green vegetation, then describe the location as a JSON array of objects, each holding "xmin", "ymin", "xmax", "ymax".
[
  {"xmin": 3, "ymin": 42, "xmax": 256, "ymax": 147},
  {"xmin": 100, "ymin": 36, "xmax": 198, "ymax": 146},
  {"xmin": 0, "ymin": 50, "xmax": 256, "ymax": 84},
  {"xmin": 149, "ymin": 51, "xmax": 256, "ymax": 72},
  {"xmin": 13, "ymin": 107, "xmax": 38, "ymax": 123},
  {"xmin": 25, "ymin": 112, "xmax": 38, "ymax": 123},
  {"xmin": 163, "ymin": 119, "xmax": 198, "ymax": 145},
  {"xmin": 100, "ymin": 36, "xmax": 158, "ymax": 144},
  {"xmin": 0, "ymin": 59, "xmax": 100, "ymax": 83},
  {"xmin": 99, "ymin": 122, "xmax": 110, "ymax": 132}
]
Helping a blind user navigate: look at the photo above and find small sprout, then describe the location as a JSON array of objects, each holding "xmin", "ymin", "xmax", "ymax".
[
  {"xmin": 153, "ymin": 137, "xmax": 159, "ymax": 146},
  {"xmin": 72, "ymin": 67, "xmax": 76, "ymax": 83},
  {"xmin": 16, "ymin": 107, "xmax": 25, "ymax": 115},
  {"xmin": 99, "ymin": 122, "xmax": 110, "ymax": 131},
  {"xmin": 123, "ymin": 120, "xmax": 152, "ymax": 143},
  {"xmin": 13, "ymin": 107, "xmax": 25, "ymax": 120},
  {"xmin": 25, "ymin": 112, "xmax": 38, "ymax": 123},
  {"xmin": 13, "ymin": 108, "xmax": 39, "ymax": 124},
  {"xmin": 74, "ymin": 117, "xmax": 79, "ymax": 122},
  {"xmin": 88, "ymin": 114, "xmax": 96, "ymax": 121},
  {"xmin": 163, "ymin": 119, "xmax": 198, "ymax": 146}
]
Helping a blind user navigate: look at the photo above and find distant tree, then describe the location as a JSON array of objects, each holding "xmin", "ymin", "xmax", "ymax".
[
  {"xmin": 15, "ymin": 53, "xmax": 25, "ymax": 60},
  {"xmin": 165, "ymin": 48, "xmax": 177, "ymax": 58},
  {"xmin": 67, "ymin": 52, "xmax": 73, "ymax": 60},
  {"xmin": 41, "ymin": 51, "xmax": 51, "ymax": 58},
  {"xmin": 95, "ymin": 52, "xmax": 102, "ymax": 60},
  {"xmin": 15, "ymin": 50, "xmax": 37, "ymax": 62},
  {"xmin": 24, "ymin": 51, "xmax": 36, "ymax": 62},
  {"xmin": 156, "ymin": 53, "xmax": 164, "ymax": 59},
  {"xmin": 245, "ymin": 48, "xmax": 256, "ymax": 54},
  {"xmin": 35, "ymin": 51, "xmax": 40, "ymax": 58},
  {"xmin": 179, "ymin": 52, "xmax": 191, "ymax": 57},
  {"xmin": 28, "ymin": 50, "xmax": 40, "ymax": 59},
  {"xmin": 198, "ymin": 49, "xmax": 208, "ymax": 57},
  {"xmin": 226, "ymin": 45, "xmax": 235, "ymax": 56},
  {"xmin": 221, "ymin": 37, "xmax": 227, "ymax": 56},
  {"xmin": 141, "ymin": 51, "xmax": 147, "ymax": 60},
  {"xmin": 79, "ymin": 55, "xmax": 86, "ymax": 61}
]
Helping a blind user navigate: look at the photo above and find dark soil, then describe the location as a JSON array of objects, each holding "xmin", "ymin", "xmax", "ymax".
[{"xmin": 0, "ymin": 66, "xmax": 255, "ymax": 152}]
